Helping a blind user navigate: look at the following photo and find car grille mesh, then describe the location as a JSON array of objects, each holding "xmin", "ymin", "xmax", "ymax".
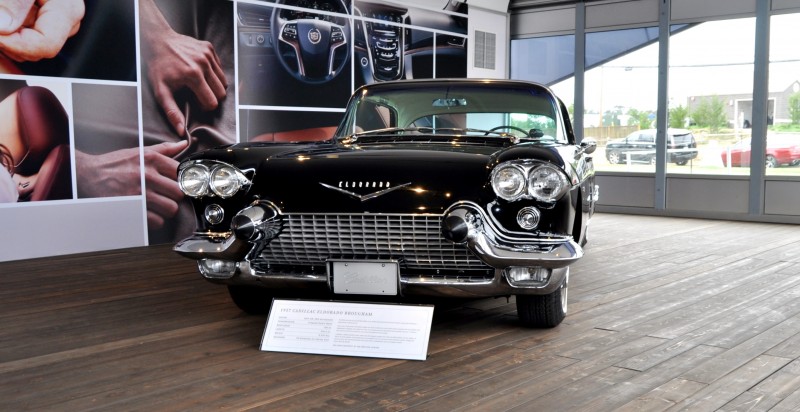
[{"xmin": 255, "ymin": 213, "xmax": 489, "ymax": 270}]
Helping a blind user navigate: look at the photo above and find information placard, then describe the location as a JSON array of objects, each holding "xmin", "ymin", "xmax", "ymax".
[{"xmin": 261, "ymin": 300, "xmax": 434, "ymax": 361}]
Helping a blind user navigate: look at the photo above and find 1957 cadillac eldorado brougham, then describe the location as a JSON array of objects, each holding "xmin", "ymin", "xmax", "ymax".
[{"xmin": 174, "ymin": 79, "xmax": 598, "ymax": 327}]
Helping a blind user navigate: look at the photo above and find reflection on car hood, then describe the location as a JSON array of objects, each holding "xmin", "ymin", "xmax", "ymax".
[{"xmin": 192, "ymin": 140, "xmax": 571, "ymax": 214}]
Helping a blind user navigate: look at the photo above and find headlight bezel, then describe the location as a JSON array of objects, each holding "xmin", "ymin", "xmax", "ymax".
[
  {"xmin": 178, "ymin": 161, "xmax": 251, "ymax": 199},
  {"xmin": 490, "ymin": 160, "xmax": 571, "ymax": 203}
]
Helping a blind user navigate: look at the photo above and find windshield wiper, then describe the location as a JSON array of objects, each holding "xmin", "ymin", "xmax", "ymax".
[
  {"xmin": 346, "ymin": 127, "xmax": 541, "ymax": 145},
  {"xmin": 351, "ymin": 127, "xmax": 421, "ymax": 137}
]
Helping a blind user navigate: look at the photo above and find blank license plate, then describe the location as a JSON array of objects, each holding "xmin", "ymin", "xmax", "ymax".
[{"xmin": 331, "ymin": 261, "xmax": 398, "ymax": 295}]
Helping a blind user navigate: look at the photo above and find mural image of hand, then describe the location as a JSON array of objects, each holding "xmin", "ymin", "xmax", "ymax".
[
  {"xmin": 0, "ymin": 0, "xmax": 35, "ymax": 35},
  {"xmin": 0, "ymin": 0, "xmax": 84, "ymax": 62},
  {"xmin": 140, "ymin": 0, "xmax": 228, "ymax": 137},
  {"xmin": 75, "ymin": 140, "xmax": 189, "ymax": 229}
]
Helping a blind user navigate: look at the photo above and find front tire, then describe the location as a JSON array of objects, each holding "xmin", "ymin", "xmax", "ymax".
[
  {"xmin": 228, "ymin": 285, "xmax": 273, "ymax": 315},
  {"xmin": 516, "ymin": 269, "xmax": 569, "ymax": 328},
  {"xmin": 607, "ymin": 151, "xmax": 621, "ymax": 164}
]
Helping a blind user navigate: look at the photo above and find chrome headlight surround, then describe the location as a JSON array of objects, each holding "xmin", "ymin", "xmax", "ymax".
[
  {"xmin": 490, "ymin": 160, "xmax": 571, "ymax": 203},
  {"xmin": 179, "ymin": 161, "xmax": 251, "ymax": 199}
]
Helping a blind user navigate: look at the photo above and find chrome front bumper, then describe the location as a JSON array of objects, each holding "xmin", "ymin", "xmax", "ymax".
[{"xmin": 174, "ymin": 201, "xmax": 582, "ymax": 297}]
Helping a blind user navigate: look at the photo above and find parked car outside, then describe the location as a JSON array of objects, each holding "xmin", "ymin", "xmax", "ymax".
[
  {"xmin": 605, "ymin": 128, "xmax": 698, "ymax": 165},
  {"xmin": 721, "ymin": 134, "xmax": 800, "ymax": 168},
  {"xmin": 174, "ymin": 79, "xmax": 598, "ymax": 328}
]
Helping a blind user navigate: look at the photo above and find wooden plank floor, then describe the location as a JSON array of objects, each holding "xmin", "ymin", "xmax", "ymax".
[{"xmin": 2, "ymin": 213, "xmax": 800, "ymax": 411}]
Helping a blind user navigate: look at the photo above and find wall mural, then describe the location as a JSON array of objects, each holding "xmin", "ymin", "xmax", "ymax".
[{"xmin": 0, "ymin": 0, "xmax": 467, "ymax": 248}]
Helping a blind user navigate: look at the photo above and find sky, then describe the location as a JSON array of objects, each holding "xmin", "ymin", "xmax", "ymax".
[{"xmin": 550, "ymin": 13, "xmax": 800, "ymax": 115}]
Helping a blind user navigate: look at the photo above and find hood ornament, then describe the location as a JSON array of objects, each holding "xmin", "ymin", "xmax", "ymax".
[{"xmin": 320, "ymin": 181, "xmax": 411, "ymax": 202}]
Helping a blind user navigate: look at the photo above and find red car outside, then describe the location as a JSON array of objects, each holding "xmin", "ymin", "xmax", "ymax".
[{"xmin": 721, "ymin": 134, "xmax": 800, "ymax": 168}]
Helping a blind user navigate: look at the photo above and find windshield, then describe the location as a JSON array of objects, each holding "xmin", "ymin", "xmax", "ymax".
[{"xmin": 335, "ymin": 82, "xmax": 567, "ymax": 144}]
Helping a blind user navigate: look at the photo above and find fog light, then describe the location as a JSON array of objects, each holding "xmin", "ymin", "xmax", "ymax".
[
  {"xmin": 204, "ymin": 204, "xmax": 224, "ymax": 225},
  {"xmin": 517, "ymin": 206, "xmax": 540, "ymax": 230},
  {"xmin": 506, "ymin": 267, "xmax": 550, "ymax": 286},
  {"xmin": 199, "ymin": 259, "xmax": 237, "ymax": 278}
]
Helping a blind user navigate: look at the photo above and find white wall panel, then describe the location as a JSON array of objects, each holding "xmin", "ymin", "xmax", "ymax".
[
  {"xmin": 666, "ymin": 177, "xmax": 749, "ymax": 213},
  {"xmin": 596, "ymin": 175, "xmax": 655, "ymax": 207},
  {"xmin": 469, "ymin": 0, "xmax": 510, "ymax": 13},
  {"xmin": 671, "ymin": 0, "xmax": 756, "ymax": 22},
  {"xmin": 765, "ymin": 180, "xmax": 800, "ymax": 215},
  {"xmin": 772, "ymin": 0, "xmax": 800, "ymax": 12},
  {"xmin": 512, "ymin": 7, "xmax": 575, "ymax": 37},
  {"xmin": 586, "ymin": 0, "xmax": 659, "ymax": 29},
  {"xmin": 469, "ymin": 7, "xmax": 509, "ymax": 78},
  {"xmin": 0, "ymin": 199, "xmax": 145, "ymax": 261}
]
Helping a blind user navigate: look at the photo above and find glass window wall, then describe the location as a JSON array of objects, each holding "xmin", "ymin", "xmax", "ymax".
[
  {"xmin": 767, "ymin": 12, "xmax": 800, "ymax": 176},
  {"xmin": 584, "ymin": 27, "xmax": 659, "ymax": 173},
  {"xmin": 667, "ymin": 18, "xmax": 755, "ymax": 175}
]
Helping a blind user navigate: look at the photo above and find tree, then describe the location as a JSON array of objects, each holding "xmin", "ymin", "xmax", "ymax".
[
  {"xmin": 692, "ymin": 96, "xmax": 727, "ymax": 132},
  {"xmin": 669, "ymin": 105, "xmax": 689, "ymax": 128},
  {"xmin": 627, "ymin": 108, "xmax": 654, "ymax": 129},
  {"xmin": 789, "ymin": 92, "xmax": 800, "ymax": 125},
  {"xmin": 603, "ymin": 106, "xmax": 624, "ymax": 127}
]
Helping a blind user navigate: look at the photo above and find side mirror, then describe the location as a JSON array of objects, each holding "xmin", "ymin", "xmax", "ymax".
[{"xmin": 579, "ymin": 139, "xmax": 597, "ymax": 155}]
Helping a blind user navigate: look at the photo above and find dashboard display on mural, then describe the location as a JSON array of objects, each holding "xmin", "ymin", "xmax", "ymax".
[
  {"xmin": 236, "ymin": 0, "xmax": 468, "ymax": 150},
  {"xmin": 237, "ymin": 0, "xmax": 467, "ymax": 107},
  {"xmin": 352, "ymin": 0, "xmax": 467, "ymax": 87},
  {"xmin": 237, "ymin": 0, "xmax": 353, "ymax": 108}
]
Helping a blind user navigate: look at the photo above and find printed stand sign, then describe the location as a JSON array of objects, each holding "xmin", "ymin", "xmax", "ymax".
[{"xmin": 261, "ymin": 299, "xmax": 434, "ymax": 361}]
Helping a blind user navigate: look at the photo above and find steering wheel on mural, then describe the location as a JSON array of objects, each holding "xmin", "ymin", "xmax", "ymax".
[{"xmin": 270, "ymin": 0, "xmax": 351, "ymax": 84}]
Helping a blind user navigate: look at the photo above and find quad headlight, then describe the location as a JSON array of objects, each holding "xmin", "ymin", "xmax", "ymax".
[
  {"xmin": 179, "ymin": 164, "xmax": 210, "ymax": 197},
  {"xmin": 179, "ymin": 162, "xmax": 250, "ymax": 198},
  {"xmin": 491, "ymin": 161, "xmax": 570, "ymax": 203},
  {"xmin": 210, "ymin": 166, "xmax": 243, "ymax": 197},
  {"xmin": 528, "ymin": 164, "xmax": 570, "ymax": 202},
  {"xmin": 490, "ymin": 164, "xmax": 526, "ymax": 201}
]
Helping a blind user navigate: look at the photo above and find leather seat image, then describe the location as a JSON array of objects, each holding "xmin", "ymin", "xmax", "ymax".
[{"xmin": 0, "ymin": 85, "xmax": 72, "ymax": 202}]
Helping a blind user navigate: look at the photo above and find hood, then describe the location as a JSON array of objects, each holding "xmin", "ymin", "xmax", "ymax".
[
  {"xmin": 247, "ymin": 141, "xmax": 502, "ymax": 214},
  {"xmin": 195, "ymin": 139, "xmax": 577, "ymax": 214}
]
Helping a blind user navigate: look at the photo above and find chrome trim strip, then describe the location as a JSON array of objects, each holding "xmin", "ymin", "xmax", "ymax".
[
  {"xmin": 443, "ymin": 201, "xmax": 572, "ymax": 244},
  {"xmin": 319, "ymin": 181, "xmax": 411, "ymax": 201},
  {"xmin": 223, "ymin": 263, "xmax": 567, "ymax": 298},
  {"xmin": 174, "ymin": 232, "xmax": 251, "ymax": 261}
]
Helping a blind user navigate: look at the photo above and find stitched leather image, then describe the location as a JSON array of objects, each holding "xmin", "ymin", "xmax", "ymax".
[{"xmin": 15, "ymin": 86, "xmax": 70, "ymax": 177}]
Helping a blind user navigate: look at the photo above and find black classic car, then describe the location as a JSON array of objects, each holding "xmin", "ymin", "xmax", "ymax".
[{"xmin": 175, "ymin": 79, "xmax": 598, "ymax": 328}]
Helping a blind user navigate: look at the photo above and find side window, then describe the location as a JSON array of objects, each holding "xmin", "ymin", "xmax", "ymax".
[{"xmin": 355, "ymin": 101, "xmax": 395, "ymax": 132}]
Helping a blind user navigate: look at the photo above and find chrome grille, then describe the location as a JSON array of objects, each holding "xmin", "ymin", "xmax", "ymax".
[{"xmin": 255, "ymin": 213, "xmax": 489, "ymax": 270}]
